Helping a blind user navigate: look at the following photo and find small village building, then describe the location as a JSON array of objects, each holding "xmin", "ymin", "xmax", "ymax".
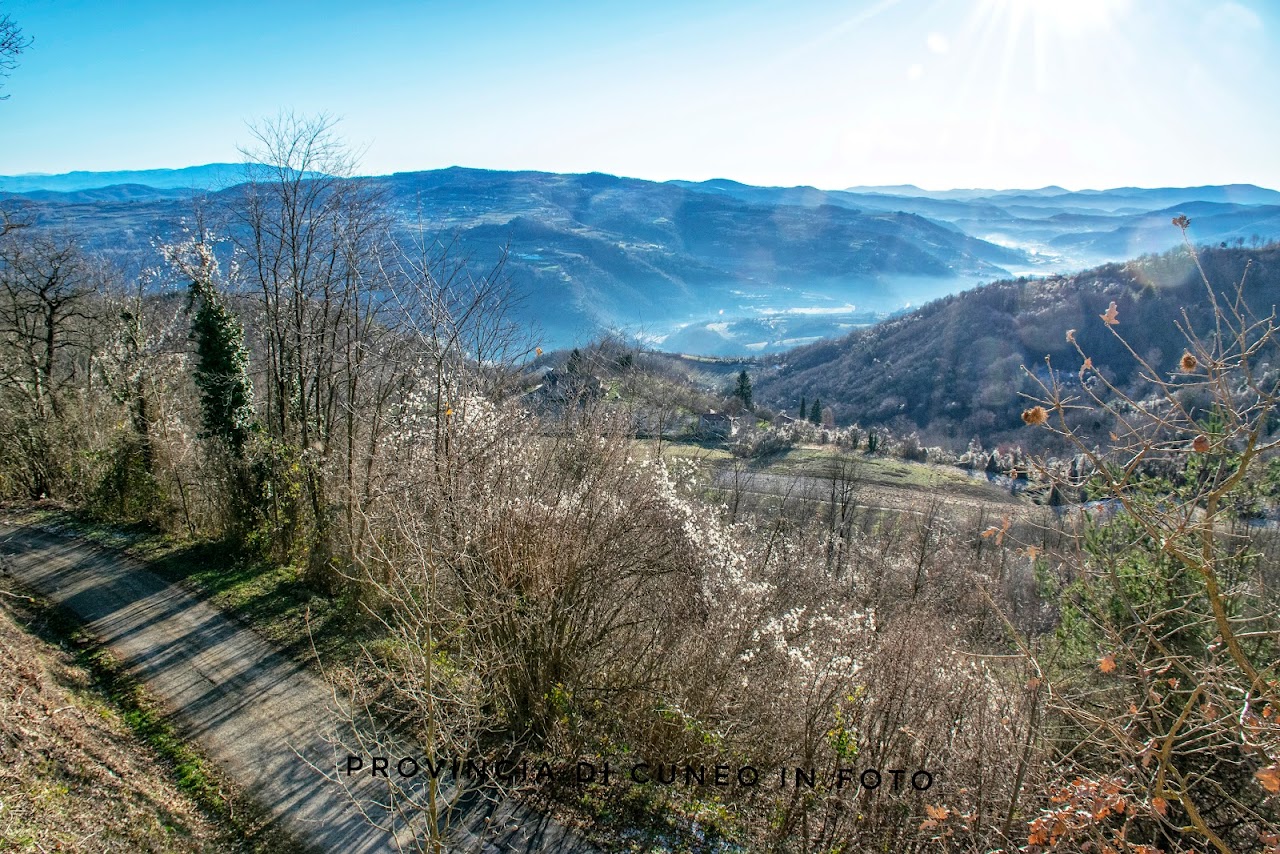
[{"xmin": 698, "ymin": 411, "xmax": 737, "ymax": 439}]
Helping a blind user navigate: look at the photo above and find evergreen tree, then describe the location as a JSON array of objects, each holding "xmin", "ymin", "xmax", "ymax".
[
  {"xmin": 734, "ymin": 369, "xmax": 753, "ymax": 410},
  {"xmin": 188, "ymin": 255, "xmax": 254, "ymax": 455},
  {"xmin": 809, "ymin": 398, "xmax": 822, "ymax": 424},
  {"xmin": 799, "ymin": 395, "xmax": 806, "ymax": 420},
  {"xmin": 985, "ymin": 451, "xmax": 1000, "ymax": 476},
  {"xmin": 566, "ymin": 347, "xmax": 584, "ymax": 376}
]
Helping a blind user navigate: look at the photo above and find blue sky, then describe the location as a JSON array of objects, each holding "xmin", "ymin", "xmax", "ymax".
[{"xmin": 1, "ymin": 0, "xmax": 1278, "ymax": 190}]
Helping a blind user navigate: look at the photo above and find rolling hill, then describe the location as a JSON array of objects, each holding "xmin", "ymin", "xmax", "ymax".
[{"xmin": 755, "ymin": 244, "xmax": 1280, "ymax": 450}]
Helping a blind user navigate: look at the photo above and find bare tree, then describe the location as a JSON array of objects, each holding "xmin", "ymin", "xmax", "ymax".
[
  {"xmin": 225, "ymin": 111, "xmax": 536, "ymax": 587},
  {"xmin": 229, "ymin": 112, "xmax": 394, "ymax": 581},
  {"xmin": 0, "ymin": 234, "xmax": 97, "ymax": 497},
  {"xmin": 906, "ymin": 494, "xmax": 948, "ymax": 602},
  {"xmin": 822, "ymin": 455, "xmax": 862, "ymax": 581},
  {"xmin": 0, "ymin": 210, "xmax": 28, "ymax": 238},
  {"xmin": 0, "ymin": 10, "xmax": 31, "ymax": 100}
]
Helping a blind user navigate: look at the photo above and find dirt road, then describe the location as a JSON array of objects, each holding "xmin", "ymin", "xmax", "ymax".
[{"xmin": 0, "ymin": 521, "xmax": 596, "ymax": 853}]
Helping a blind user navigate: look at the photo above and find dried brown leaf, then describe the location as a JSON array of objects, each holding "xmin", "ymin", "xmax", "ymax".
[
  {"xmin": 1257, "ymin": 765, "xmax": 1280, "ymax": 795},
  {"xmin": 1101, "ymin": 301, "xmax": 1120, "ymax": 326}
]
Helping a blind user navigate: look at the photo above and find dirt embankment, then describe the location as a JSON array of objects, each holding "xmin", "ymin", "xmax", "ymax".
[{"xmin": 0, "ymin": 586, "xmax": 236, "ymax": 851}]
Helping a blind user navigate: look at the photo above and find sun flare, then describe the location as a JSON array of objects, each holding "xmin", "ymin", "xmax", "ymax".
[{"xmin": 979, "ymin": 0, "xmax": 1128, "ymax": 36}]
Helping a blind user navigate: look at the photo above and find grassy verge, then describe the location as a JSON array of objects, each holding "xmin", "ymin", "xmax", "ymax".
[
  {"xmin": 759, "ymin": 446, "xmax": 993, "ymax": 492},
  {"xmin": 634, "ymin": 437, "xmax": 733, "ymax": 464},
  {"xmin": 636, "ymin": 440, "xmax": 1018, "ymax": 502}
]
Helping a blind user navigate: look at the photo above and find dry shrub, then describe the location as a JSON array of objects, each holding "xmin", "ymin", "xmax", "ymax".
[{"xmin": 1017, "ymin": 232, "xmax": 1280, "ymax": 853}]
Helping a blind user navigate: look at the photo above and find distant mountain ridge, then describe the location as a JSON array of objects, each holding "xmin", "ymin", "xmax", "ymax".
[
  {"xmin": 668, "ymin": 179, "xmax": 1280, "ymax": 273},
  {"xmin": 0, "ymin": 166, "xmax": 1027, "ymax": 352},
  {"xmin": 0, "ymin": 164, "xmax": 248, "ymax": 194},
  {"xmin": 847, "ymin": 184, "xmax": 1073, "ymax": 200},
  {"xmin": 6, "ymin": 165, "xmax": 1280, "ymax": 355},
  {"xmin": 846, "ymin": 182, "xmax": 1280, "ymax": 208},
  {"xmin": 7, "ymin": 164, "xmax": 1278, "ymax": 211},
  {"xmin": 0, "ymin": 163, "xmax": 334, "ymax": 194}
]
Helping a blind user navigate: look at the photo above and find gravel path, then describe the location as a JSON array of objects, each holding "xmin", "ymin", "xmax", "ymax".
[{"xmin": 0, "ymin": 521, "xmax": 596, "ymax": 854}]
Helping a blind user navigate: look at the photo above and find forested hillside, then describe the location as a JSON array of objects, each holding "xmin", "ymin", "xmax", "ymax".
[{"xmin": 760, "ymin": 243, "xmax": 1280, "ymax": 449}]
